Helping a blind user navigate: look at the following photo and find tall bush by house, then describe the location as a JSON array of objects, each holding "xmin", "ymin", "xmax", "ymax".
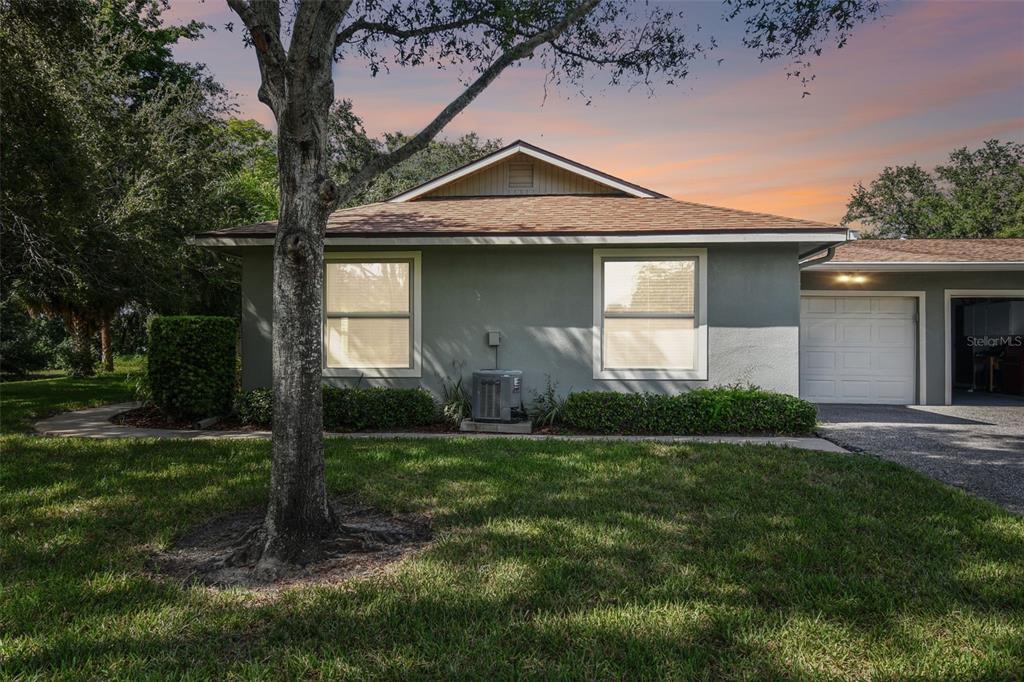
[{"xmin": 148, "ymin": 316, "xmax": 236, "ymax": 419}]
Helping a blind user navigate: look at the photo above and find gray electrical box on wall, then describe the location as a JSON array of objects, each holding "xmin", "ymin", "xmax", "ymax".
[{"xmin": 487, "ymin": 331, "xmax": 501, "ymax": 347}]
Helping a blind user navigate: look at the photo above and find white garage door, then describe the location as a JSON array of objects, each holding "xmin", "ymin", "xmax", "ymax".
[{"xmin": 800, "ymin": 295, "xmax": 918, "ymax": 404}]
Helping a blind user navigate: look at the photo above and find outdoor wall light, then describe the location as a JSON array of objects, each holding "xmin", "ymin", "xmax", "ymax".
[{"xmin": 836, "ymin": 274, "xmax": 867, "ymax": 284}]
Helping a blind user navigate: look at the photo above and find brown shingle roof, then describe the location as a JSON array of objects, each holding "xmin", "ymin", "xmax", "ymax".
[
  {"xmin": 832, "ymin": 238, "xmax": 1024, "ymax": 263},
  {"xmin": 198, "ymin": 195, "xmax": 839, "ymax": 238}
]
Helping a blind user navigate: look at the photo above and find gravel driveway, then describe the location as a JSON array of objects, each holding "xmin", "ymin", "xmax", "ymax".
[{"xmin": 817, "ymin": 403, "xmax": 1024, "ymax": 515}]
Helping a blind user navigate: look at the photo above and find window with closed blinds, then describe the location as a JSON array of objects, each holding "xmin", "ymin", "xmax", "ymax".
[
  {"xmin": 601, "ymin": 258, "xmax": 696, "ymax": 370},
  {"xmin": 324, "ymin": 260, "xmax": 412, "ymax": 368}
]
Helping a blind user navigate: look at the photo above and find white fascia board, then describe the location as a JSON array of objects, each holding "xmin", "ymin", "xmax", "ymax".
[
  {"xmin": 193, "ymin": 231, "xmax": 848, "ymax": 248},
  {"xmin": 387, "ymin": 142, "xmax": 656, "ymax": 202},
  {"xmin": 389, "ymin": 146, "xmax": 522, "ymax": 202},
  {"xmin": 192, "ymin": 237, "xmax": 276, "ymax": 247},
  {"xmin": 512, "ymin": 146, "xmax": 657, "ymax": 198},
  {"xmin": 320, "ymin": 231, "xmax": 848, "ymax": 246},
  {"xmin": 807, "ymin": 261, "xmax": 1024, "ymax": 272}
]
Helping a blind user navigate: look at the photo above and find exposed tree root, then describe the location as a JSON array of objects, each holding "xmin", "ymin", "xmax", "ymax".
[{"xmin": 151, "ymin": 496, "xmax": 431, "ymax": 590}]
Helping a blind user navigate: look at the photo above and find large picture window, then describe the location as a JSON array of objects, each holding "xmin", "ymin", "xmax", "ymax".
[
  {"xmin": 323, "ymin": 253, "xmax": 421, "ymax": 377},
  {"xmin": 593, "ymin": 249, "xmax": 707, "ymax": 380}
]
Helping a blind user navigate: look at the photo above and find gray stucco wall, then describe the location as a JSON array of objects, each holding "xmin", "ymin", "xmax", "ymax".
[
  {"xmin": 241, "ymin": 243, "xmax": 802, "ymax": 399},
  {"xmin": 800, "ymin": 269, "xmax": 1024, "ymax": 404}
]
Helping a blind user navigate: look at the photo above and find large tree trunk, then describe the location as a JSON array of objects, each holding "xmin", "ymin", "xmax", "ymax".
[
  {"xmin": 246, "ymin": 6, "xmax": 345, "ymax": 576},
  {"xmin": 99, "ymin": 313, "xmax": 114, "ymax": 372}
]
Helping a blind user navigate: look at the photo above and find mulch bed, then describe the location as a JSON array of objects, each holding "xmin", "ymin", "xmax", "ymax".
[
  {"xmin": 111, "ymin": 405, "xmax": 458, "ymax": 434},
  {"xmin": 111, "ymin": 404, "xmax": 198, "ymax": 429},
  {"xmin": 150, "ymin": 495, "xmax": 432, "ymax": 590}
]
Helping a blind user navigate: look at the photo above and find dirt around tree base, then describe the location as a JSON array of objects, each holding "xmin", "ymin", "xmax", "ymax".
[{"xmin": 152, "ymin": 496, "xmax": 432, "ymax": 590}]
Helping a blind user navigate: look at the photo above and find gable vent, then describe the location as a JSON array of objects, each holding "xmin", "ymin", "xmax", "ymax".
[{"xmin": 508, "ymin": 162, "xmax": 534, "ymax": 189}]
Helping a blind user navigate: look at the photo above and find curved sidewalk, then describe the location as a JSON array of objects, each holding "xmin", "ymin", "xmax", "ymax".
[{"xmin": 32, "ymin": 402, "xmax": 847, "ymax": 452}]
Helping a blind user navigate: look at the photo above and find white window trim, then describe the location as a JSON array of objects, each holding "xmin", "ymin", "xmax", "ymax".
[
  {"xmin": 592, "ymin": 248, "xmax": 708, "ymax": 381},
  {"xmin": 800, "ymin": 290, "xmax": 927, "ymax": 406},
  {"xmin": 322, "ymin": 251, "xmax": 422, "ymax": 378},
  {"xmin": 943, "ymin": 289, "xmax": 1024, "ymax": 405}
]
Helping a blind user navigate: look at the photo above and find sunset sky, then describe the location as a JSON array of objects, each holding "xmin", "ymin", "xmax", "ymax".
[{"xmin": 169, "ymin": 0, "xmax": 1024, "ymax": 224}]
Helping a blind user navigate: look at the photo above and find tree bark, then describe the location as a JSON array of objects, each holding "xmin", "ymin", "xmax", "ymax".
[
  {"xmin": 244, "ymin": 2, "xmax": 347, "ymax": 576},
  {"xmin": 99, "ymin": 313, "xmax": 114, "ymax": 372},
  {"xmin": 67, "ymin": 311, "xmax": 96, "ymax": 377}
]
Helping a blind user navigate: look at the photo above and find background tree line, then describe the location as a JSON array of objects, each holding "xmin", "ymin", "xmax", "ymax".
[
  {"xmin": 0, "ymin": 0, "xmax": 499, "ymax": 377},
  {"xmin": 844, "ymin": 139, "xmax": 1024, "ymax": 238}
]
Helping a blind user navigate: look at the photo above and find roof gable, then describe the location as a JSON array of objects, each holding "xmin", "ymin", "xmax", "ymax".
[{"xmin": 389, "ymin": 140, "xmax": 665, "ymax": 202}]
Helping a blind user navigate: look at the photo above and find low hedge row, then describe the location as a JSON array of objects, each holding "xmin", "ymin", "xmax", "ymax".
[
  {"xmin": 323, "ymin": 386, "xmax": 437, "ymax": 431},
  {"xmin": 559, "ymin": 386, "xmax": 817, "ymax": 435},
  {"xmin": 234, "ymin": 386, "xmax": 437, "ymax": 431},
  {"xmin": 235, "ymin": 384, "xmax": 815, "ymax": 435}
]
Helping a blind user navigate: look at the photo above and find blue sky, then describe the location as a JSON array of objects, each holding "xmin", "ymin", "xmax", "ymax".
[{"xmin": 169, "ymin": 0, "xmax": 1024, "ymax": 222}]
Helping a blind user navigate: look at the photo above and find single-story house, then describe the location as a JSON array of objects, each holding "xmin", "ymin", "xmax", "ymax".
[{"xmin": 194, "ymin": 140, "xmax": 1024, "ymax": 406}]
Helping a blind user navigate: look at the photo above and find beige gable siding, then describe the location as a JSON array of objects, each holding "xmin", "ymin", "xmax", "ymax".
[{"xmin": 422, "ymin": 152, "xmax": 623, "ymax": 198}]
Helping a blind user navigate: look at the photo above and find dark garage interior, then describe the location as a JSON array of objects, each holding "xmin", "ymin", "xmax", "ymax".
[{"xmin": 951, "ymin": 297, "xmax": 1024, "ymax": 401}]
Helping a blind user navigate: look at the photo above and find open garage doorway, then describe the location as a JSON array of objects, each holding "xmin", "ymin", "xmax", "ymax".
[{"xmin": 947, "ymin": 292, "xmax": 1024, "ymax": 405}]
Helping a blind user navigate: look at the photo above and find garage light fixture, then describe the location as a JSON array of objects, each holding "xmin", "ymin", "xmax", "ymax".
[{"xmin": 836, "ymin": 274, "xmax": 867, "ymax": 284}]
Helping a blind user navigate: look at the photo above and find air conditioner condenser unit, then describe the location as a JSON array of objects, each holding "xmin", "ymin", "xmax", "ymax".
[{"xmin": 471, "ymin": 370, "xmax": 523, "ymax": 423}]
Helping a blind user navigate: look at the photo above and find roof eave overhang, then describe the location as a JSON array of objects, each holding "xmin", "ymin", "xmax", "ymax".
[
  {"xmin": 806, "ymin": 261, "xmax": 1024, "ymax": 272},
  {"xmin": 192, "ymin": 229, "xmax": 849, "ymax": 249}
]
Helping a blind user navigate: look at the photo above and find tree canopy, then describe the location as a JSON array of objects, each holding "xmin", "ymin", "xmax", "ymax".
[
  {"xmin": 0, "ymin": 0, "xmax": 264, "ymax": 372},
  {"xmin": 843, "ymin": 140, "xmax": 1024, "ymax": 239}
]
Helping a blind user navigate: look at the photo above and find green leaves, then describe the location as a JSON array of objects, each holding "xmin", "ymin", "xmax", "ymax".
[
  {"xmin": 322, "ymin": 386, "xmax": 438, "ymax": 431},
  {"xmin": 560, "ymin": 386, "xmax": 817, "ymax": 436},
  {"xmin": 844, "ymin": 140, "xmax": 1024, "ymax": 238},
  {"xmin": 233, "ymin": 386, "xmax": 439, "ymax": 431},
  {"xmin": 147, "ymin": 316, "xmax": 237, "ymax": 419}
]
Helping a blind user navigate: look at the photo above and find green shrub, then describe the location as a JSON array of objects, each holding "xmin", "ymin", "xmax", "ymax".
[
  {"xmin": 0, "ymin": 301, "xmax": 64, "ymax": 376},
  {"xmin": 235, "ymin": 387, "xmax": 272, "ymax": 426},
  {"xmin": 54, "ymin": 338, "xmax": 98, "ymax": 377},
  {"xmin": 560, "ymin": 386, "xmax": 817, "ymax": 436},
  {"xmin": 148, "ymin": 316, "xmax": 236, "ymax": 419},
  {"xmin": 440, "ymin": 376, "xmax": 471, "ymax": 427},
  {"xmin": 323, "ymin": 386, "xmax": 437, "ymax": 431},
  {"xmin": 529, "ymin": 375, "xmax": 569, "ymax": 428},
  {"xmin": 560, "ymin": 391, "xmax": 650, "ymax": 433},
  {"xmin": 233, "ymin": 386, "xmax": 438, "ymax": 430}
]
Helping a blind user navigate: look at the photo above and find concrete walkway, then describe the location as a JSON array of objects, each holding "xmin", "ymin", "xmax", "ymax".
[{"xmin": 33, "ymin": 402, "xmax": 847, "ymax": 452}]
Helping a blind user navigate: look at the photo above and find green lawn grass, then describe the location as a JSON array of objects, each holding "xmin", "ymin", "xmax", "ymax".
[
  {"xmin": 0, "ymin": 356, "xmax": 145, "ymax": 434},
  {"xmin": 1, "ymin": 434, "xmax": 1021, "ymax": 679}
]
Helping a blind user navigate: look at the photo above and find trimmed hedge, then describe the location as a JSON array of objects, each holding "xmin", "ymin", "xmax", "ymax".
[
  {"xmin": 148, "ymin": 316, "xmax": 237, "ymax": 419},
  {"xmin": 234, "ymin": 386, "xmax": 437, "ymax": 431},
  {"xmin": 323, "ymin": 386, "xmax": 437, "ymax": 431},
  {"xmin": 560, "ymin": 386, "xmax": 817, "ymax": 436}
]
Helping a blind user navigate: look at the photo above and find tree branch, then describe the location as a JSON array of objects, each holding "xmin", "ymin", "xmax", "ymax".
[
  {"xmin": 333, "ymin": 0, "xmax": 601, "ymax": 205},
  {"xmin": 334, "ymin": 12, "xmax": 493, "ymax": 48},
  {"xmin": 225, "ymin": 0, "xmax": 288, "ymax": 112},
  {"xmin": 225, "ymin": 0, "xmax": 288, "ymax": 67}
]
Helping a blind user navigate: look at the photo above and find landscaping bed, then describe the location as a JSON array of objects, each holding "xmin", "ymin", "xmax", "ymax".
[{"xmin": 116, "ymin": 384, "xmax": 819, "ymax": 437}]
